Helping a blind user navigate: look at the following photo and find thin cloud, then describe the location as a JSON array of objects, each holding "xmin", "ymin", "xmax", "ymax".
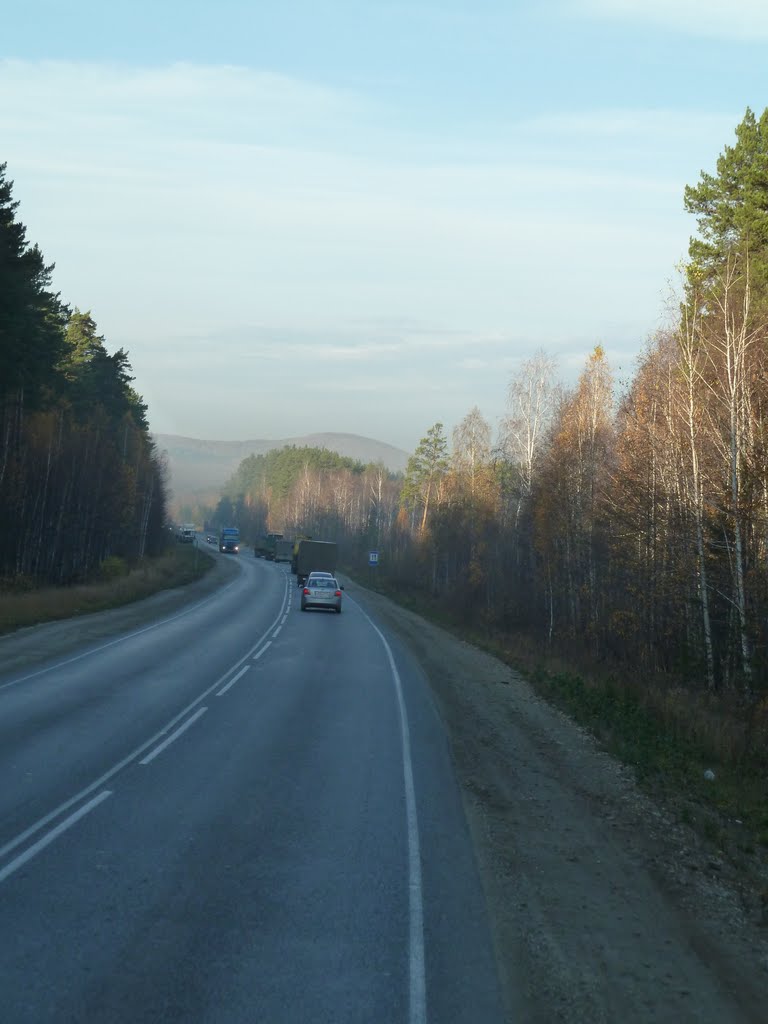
[
  {"xmin": 571, "ymin": 0, "xmax": 768, "ymax": 39},
  {"xmin": 0, "ymin": 59, "xmax": 366, "ymax": 128},
  {"xmin": 514, "ymin": 107, "xmax": 737, "ymax": 144},
  {"xmin": 145, "ymin": 324, "xmax": 513, "ymax": 367}
]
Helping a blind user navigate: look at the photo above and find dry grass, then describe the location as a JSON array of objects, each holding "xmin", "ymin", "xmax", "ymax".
[
  {"xmin": 347, "ymin": 566, "xmax": 768, "ymax": 864},
  {"xmin": 470, "ymin": 629, "xmax": 768, "ymax": 863},
  {"xmin": 0, "ymin": 545, "xmax": 213, "ymax": 635}
]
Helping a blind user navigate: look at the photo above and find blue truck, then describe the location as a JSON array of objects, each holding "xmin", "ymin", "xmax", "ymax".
[{"xmin": 219, "ymin": 527, "xmax": 240, "ymax": 553}]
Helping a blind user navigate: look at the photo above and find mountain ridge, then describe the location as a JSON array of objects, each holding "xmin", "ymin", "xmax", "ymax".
[{"xmin": 153, "ymin": 431, "xmax": 410, "ymax": 504}]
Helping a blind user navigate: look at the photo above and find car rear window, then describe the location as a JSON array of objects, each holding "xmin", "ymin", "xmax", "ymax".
[{"xmin": 311, "ymin": 579, "xmax": 335, "ymax": 589}]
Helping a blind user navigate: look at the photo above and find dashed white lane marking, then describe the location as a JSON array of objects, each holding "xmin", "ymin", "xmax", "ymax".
[
  {"xmin": 0, "ymin": 573, "xmax": 292, "ymax": 870},
  {"xmin": 253, "ymin": 642, "xmax": 272, "ymax": 661},
  {"xmin": 0, "ymin": 791, "xmax": 112, "ymax": 884},
  {"xmin": 217, "ymin": 664, "xmax": 250, "ymax": 696},
  {"xmin": 139, "ymin": 708, "xmax": 208, "ymax": 765}
]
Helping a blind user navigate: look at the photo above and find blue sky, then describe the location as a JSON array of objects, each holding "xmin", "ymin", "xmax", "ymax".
[{"xmin": 2, "ymin": 1, "xmax": 766, "ymax": 452}]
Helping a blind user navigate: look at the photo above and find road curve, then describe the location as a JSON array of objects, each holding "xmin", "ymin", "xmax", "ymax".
[{"xmin": 0, "ymin": 553, "xmax": 504, "ymax": 1023}]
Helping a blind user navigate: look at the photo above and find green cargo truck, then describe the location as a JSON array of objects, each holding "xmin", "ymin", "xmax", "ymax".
[
  {"xmin": 255, "ymin": 532, "xmax": 283, "ymax": 559},
  {"xmin": 274, "ymin": 539, "xmax": 293, "ymax": 563},
  {"xmin": 293, "ymin": 539, "xmax": 337, "ymax": 586}
]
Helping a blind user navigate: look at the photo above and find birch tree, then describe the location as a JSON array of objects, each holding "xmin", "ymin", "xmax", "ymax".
[
  {"xmin": 701, "ymin": 257, "xmax": 760, "ymax": 687},
  {"xmin": 500, "ymin": 350, "xmax": 559, "ymax": 527}
]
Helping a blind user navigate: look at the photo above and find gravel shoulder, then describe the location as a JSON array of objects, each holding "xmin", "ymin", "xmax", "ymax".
[{"xmin": 346, "ymin": 580, "xmax": 768, "ymax": 1024}]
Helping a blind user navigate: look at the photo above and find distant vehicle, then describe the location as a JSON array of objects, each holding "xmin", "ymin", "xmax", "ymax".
[
  {"xmin": 178, "ymin": 523, "xmax": 195, "ymax": 544},
  {"xmin": 300, "ymin": 576, "xmax": 343, "ymax": 613},
  {"xmin": 254, "ymin": 532, "xmax": 284, "ymax": 560},
  {"xmin": 274, "ymin": 538, "xmax": 293, "ymax": 563},
  {"xmin": 293, "ymin": 539, "xmax": 337, "ymax": 586},
  {"xmin": 206, "ymin": 535, "xmax": 215, "ymax": 543},
  {"xmin": 219, "ymin": 526, "xmax": 240, "ymax": 553}
]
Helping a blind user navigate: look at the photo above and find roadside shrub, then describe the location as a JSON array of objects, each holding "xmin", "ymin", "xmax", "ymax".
[
  {"xmin": 99, "ymin": 556, "xmax": 129, "ymax": 581},
  {"xmin": 0, "ymin": 574, "xmax": 37, "ymax": 594}
]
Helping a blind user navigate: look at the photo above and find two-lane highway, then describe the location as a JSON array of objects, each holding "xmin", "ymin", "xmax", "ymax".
[{"xmin": 0, "ymin": 553, "xmax": 504, "ymax": 1022}]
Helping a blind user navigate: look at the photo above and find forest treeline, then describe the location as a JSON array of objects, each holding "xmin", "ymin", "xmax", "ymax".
[
  {"xmin": 0, "ymin": 163, "xmax": 168, "ymax": 584},
  {"xmin": 210, "ymin": 445, "xmax": 396, "ymax": 540},
  {"xmin": 215, "ymin": 108, "xmax": 768, "ymax": 698}
]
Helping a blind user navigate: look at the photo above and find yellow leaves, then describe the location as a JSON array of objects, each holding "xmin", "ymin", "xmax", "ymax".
[
  {"xmin": 609, "ymin": 608, "xmax": 638, "ymax": 641},
  {"xmin": 468, "ymin": 555, "xmax": 486, "ymax": 590}
]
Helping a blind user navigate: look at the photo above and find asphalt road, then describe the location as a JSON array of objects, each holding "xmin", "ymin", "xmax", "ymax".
[{"xmin": 0, "ymin": 551, "xmax": 504, "ymax": 1023}]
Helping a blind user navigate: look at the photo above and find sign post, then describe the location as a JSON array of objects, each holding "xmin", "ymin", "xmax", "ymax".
[{"xmin": 368, "ymin": 550, "xmax": 379, "ymax": 589}]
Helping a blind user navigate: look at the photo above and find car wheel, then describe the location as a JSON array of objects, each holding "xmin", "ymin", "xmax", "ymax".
[{"xmin": 335, "ymin": 607, "xmax": 342, "ymax": 614}]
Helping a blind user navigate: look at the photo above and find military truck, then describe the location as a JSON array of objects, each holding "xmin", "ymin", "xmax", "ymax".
[
  {"xmin": 255, "ymin": 532, "xmax": 284, "ymax": 560},
  {"xmin": 274, "ymin": 539, "xmax": 293, "ymax": 563},
  {"xmin": 293, "ymin": 539, "xmax": 337, "ymax": 586}
]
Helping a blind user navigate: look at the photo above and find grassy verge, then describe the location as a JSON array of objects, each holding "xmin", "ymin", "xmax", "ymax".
[
  {"xmin": 514, "ymin": 653, "xmax": 768, "ymax": 851},
  {"xmin": 346, "ymin": 567, "xmax": 768, "ymax": 876},
  {"xmin": 0, "ymin": 545, "xmax": 214, "ymax": 636}
]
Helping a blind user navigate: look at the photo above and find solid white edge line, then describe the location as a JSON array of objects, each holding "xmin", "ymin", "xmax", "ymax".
[
  {"xmin": 217, "ymin": 664, "xmax": 250, "ymax": 696},
  {"xmin": 350, "ymin": 597, "xmax": 427, "ymax": 1024},
  {"xmin": 0, "ymin": 577, "xmax": 292, "ymax": 864},
  {"xmin": 139, "ymin": 707, "xmax": 207, "ymax": 765},
  {"xmin": 0, "ymin": 790, "xmax": 112, "ymax": 884}
]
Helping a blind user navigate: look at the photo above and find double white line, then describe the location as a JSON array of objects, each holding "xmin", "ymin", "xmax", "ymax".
[{"xmin": 0, "ymin": 791, "xmax": 112, "ymax": 884}]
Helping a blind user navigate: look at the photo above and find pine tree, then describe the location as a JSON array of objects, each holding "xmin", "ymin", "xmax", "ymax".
[
  {"xmin": 0, "ymin": 162, "xmax": 68, "ymax": 410},
  {"xmin": 684, "ymin": 107, "xmax": 768, "ymax": 299},
  {"xmin": 401, "ymin": 423, "xmax": 449, "ymax": 531}
]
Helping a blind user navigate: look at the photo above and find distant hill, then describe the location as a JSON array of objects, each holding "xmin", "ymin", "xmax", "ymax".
[{"xmin": 153, "ymin": 431, "xmax": 410, "ymax": 503}]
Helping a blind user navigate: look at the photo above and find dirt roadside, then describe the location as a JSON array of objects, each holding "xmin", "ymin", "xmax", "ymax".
[{"xmin": 346, "ymin": 581, "xmax": 768, "ymax": 1024}]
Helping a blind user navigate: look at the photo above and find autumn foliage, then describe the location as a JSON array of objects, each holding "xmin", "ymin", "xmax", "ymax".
[{"xmin": 210, "ymin": 111, "xmax": 768, "ymax": 702}]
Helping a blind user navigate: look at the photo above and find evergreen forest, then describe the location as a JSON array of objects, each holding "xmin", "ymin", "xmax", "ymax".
[{"xmin": 0, "ymin": 163, "xmax": 168, "ymax": 585}]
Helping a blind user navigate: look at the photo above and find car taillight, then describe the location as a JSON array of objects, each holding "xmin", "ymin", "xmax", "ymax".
[
  {"xmin": 335, "ymin": 590, "xmax": 342, "ymax": 597},
  {"xmin": 303, "ymin": 588, "xmax": 310, "ymax": 595}
]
